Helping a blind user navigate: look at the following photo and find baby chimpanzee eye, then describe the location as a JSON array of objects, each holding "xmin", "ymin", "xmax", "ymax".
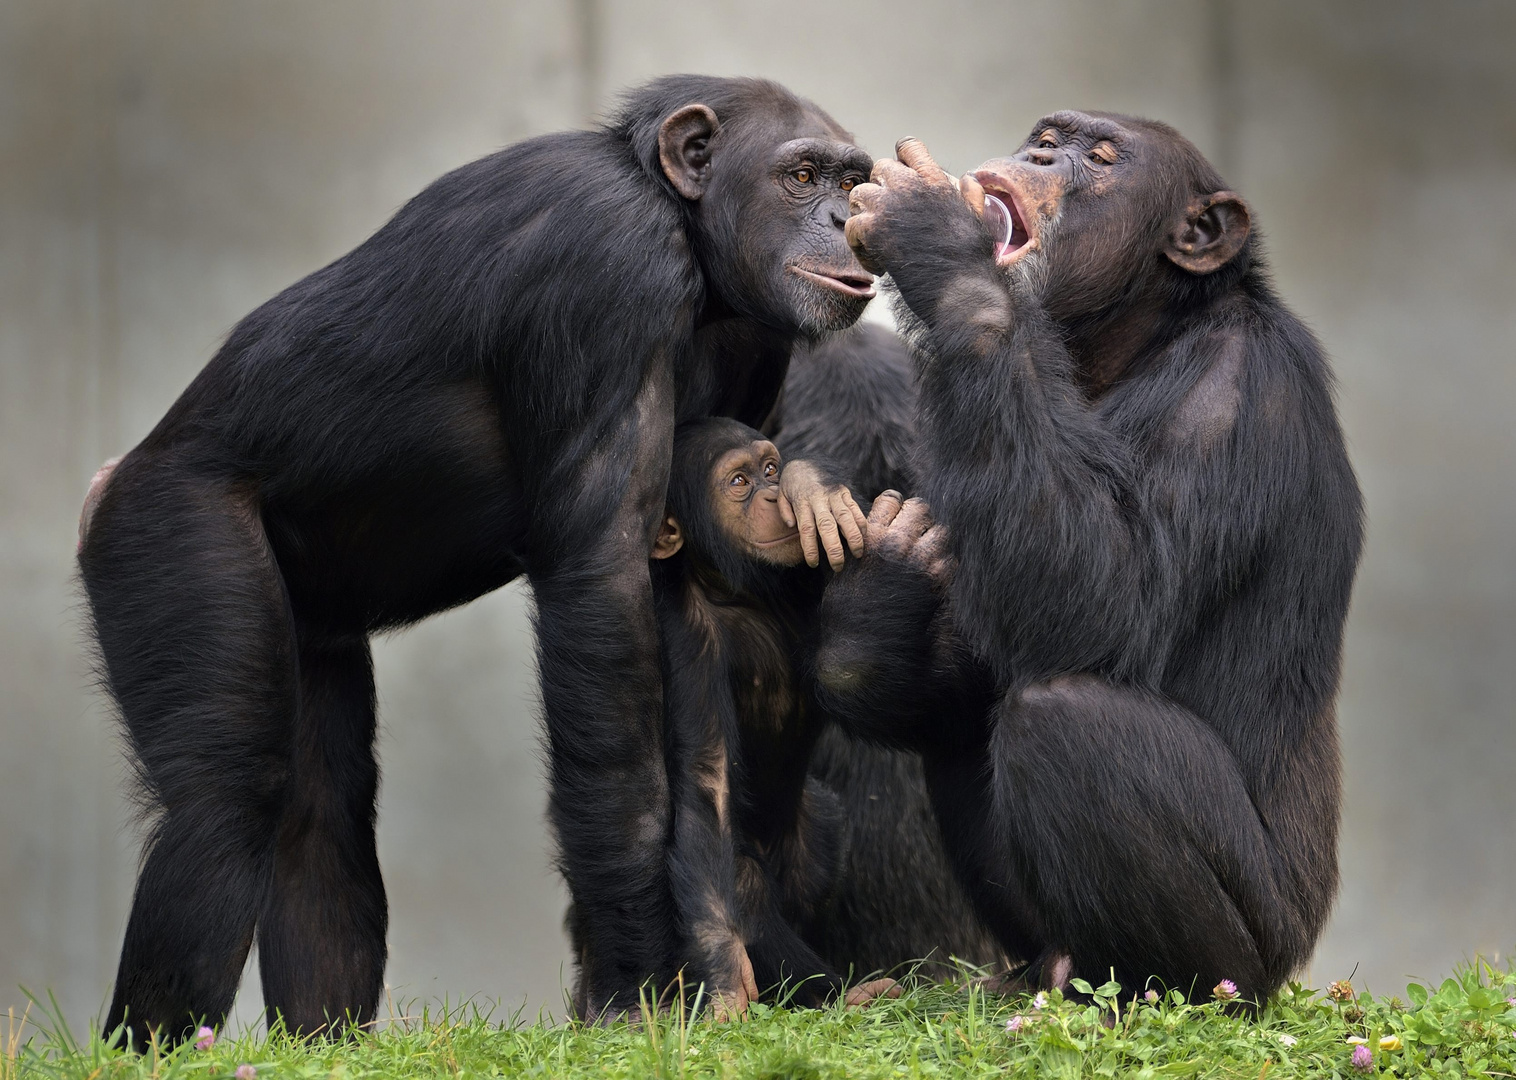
[
  {"xmin": 730, "ymin": 472, "xmax": 748, "ymax": 487},
  {"xmin": 763, "ymin": 462, "xmax": 778, "ymax": 478},
  {"xmin": 793, "ymin": 168, "xmax": 813, "ymax": 184}
]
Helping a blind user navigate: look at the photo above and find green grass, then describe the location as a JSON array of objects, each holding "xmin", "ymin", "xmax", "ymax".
[{"xmin": 7, "ymin": 961, "xmax": 1515, "ymax": 1079}]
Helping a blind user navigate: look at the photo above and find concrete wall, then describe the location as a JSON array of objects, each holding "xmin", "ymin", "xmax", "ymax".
[{"xmin": 2, "ymin": 0, "xmax": 1511, "ymax": 1032}]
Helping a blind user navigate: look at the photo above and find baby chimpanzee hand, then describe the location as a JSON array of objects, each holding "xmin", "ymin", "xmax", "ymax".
[{"xmin": 778, "ymin": 460, "xmax": 867, "ymax": 571}]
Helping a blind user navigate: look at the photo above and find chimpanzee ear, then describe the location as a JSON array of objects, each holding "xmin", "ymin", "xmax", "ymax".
[
  {"xmin": 1166, "ymin": 192, "xmax": 1251, "ymax": 274},
  {"xmin": 658, "ymin": 104, "xmax": 720, "ymax": 201},
  {"xmin": 651, "ymin": 515, "xmax": 684, "ymax": 559}
]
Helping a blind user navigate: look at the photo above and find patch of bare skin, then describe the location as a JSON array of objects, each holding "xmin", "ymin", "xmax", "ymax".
[
  {"xmin": 692, "ymin": 915, "xmax": 758, "ymax": 1021},
  {"xmin": 694, "ymin": 744, "xmax": 730, "ymax": 833},
  {"xmin": 939, "ymin": 272, "xmax": 1013, "ymax": 353},
  {"xmin": 1169, "ymin": 332, "xmax": 1245, "ymax": 451},
  {"xmin": 682, "ymin": 584, "xmax": 724, "ymax": 660},
  {"xmin": 1019, "ymin": 674, "xmax": 1103, "ymax": 710},
  {"xmin": 77, "ymin": 456, "xmax": 120, "ymax": 550}
]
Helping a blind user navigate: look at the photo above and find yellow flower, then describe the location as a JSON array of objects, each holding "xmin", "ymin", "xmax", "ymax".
[{"xmin": 1379, "ymin": 1035, "xmax": 1402, "ymax": 1052}]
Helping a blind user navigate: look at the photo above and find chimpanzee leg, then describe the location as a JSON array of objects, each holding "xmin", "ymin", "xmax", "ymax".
[
  {"xmin": 532, "ymin": 368, "xmax": 677, "ymax": 1019},
  {"xmin": 984, "ymin": 677, "xmax": 1299, "ymax": 1003},
  {"xmin": 82, "ymin": 462, "xmax": 296, "ymax": 1047},
  {"xmin": 257, "ymin": 631, "xmax": 385, "ymax": 1037},
  {"xmin": 734, "ymin": 855, "xmax": 844, "ymax": 1007}
]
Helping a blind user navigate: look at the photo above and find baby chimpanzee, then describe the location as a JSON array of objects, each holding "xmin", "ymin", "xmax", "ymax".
[{"xmin": 650, "ymin": 418, "xmax": 899, "ymax": 1018}]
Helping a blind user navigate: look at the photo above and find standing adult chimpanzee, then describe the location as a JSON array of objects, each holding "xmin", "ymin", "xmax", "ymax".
[
  {"xmin": 764, "ymin": 324, "xmax": 1004, "ymax": 979},
  {"xmin": 818, "ymin": 114, "xmax": 1364, "ymax": 1006},
  {"xmin": 76, "ymin": 75, "xmax": 877, "ymax": 1044},
  {"xmin": 650, "ymin": 418, "xmax": 896, "ymax": 1016}
]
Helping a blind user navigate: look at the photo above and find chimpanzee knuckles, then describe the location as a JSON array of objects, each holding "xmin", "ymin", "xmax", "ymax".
[
  {"xmin": 658, "ymin": 104, "xmax": 720, "ymax": 200},
  {"xmin": 865, "ymin": 489, "xmax": 904, "ymax": 532},
  {"xmin": 893, "ymin": 138, "xmax": 953, "ymax": 185},
  {"xmin": 958, "ymin": 173, "xmax": 986, "ymax": 216}
]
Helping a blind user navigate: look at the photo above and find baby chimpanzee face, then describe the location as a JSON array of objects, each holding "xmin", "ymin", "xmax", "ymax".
[
  {"xmin": 710, "ymin": 438, "xmax": 805, "ymax": 566},
  {"xmin": 651, "ymin": 430, "xmax": 806, "ymax": 572}
]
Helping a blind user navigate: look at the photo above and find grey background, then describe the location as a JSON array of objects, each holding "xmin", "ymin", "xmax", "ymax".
[{"xmin": 2, "ymin": 0, "xmax": 1512, "ymax": 1034}]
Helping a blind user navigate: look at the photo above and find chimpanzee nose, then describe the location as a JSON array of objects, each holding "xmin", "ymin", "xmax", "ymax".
[{"xmin": 1025, "ymin": 149, "xmax": 1059, "ymax": 167}]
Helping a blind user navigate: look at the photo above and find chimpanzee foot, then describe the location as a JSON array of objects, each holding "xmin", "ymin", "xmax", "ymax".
[
  {"xmin": 710, "ymin": 947, "xmax": 760, "ymax": 1022},
  {"xmin": 844, "ymin": 978, "xmax": 902, "ymax": 1007}
]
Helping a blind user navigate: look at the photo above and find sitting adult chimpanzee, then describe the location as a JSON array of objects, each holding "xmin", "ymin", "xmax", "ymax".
[
  {"xmin": 819, "ymin": 114, "xmax": 1364, "ymax": 1006},
  {"xmin": 76, "ymin": 75, "xmax": 876, "ymax": 1043},
  {"xmin": 765, "ymin": 325, "xmax": 1004, "ymax": 979},
  {"xmin": 650, "ymin": 417, "xmax": 897, "ymax": 1015}
]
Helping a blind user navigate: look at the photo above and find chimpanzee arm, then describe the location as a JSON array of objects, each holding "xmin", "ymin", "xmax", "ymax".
[
  {"xmin": 812, "ymin": 495, "xmax": 995, "ymax": 752},
  {"xmin": 850, "ymin": 159, "xmax": 1228, "ymax": 689},
  {"xmin": 658, "ymin": 612, "xmax": 760, "ymax": 1015}
]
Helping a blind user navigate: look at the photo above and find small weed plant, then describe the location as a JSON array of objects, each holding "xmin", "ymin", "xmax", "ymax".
[{"xmin": 5, "ymin": 959, "xmax": 1514, "ymax": 1078}]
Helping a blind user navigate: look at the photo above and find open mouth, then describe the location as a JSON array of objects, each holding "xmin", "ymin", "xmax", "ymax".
[
  {"xmin": 791, "ymin": 266, "xmax": 877, "ymax": 299},
  {"xmin": 975, "ymin": 177, "xmax": 1037, "ymax": 265}
]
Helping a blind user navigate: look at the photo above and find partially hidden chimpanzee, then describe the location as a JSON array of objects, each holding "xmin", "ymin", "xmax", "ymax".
[
  {"xmin": 76, "ymin": 75, "xmax": 877, "ymax": 1044},
  {"xmin": 764, "ymin": 325, "xmax": 1005, "ymax": 978},
  {"xmin": 649, "ymin": 417, "xmax": 898, "ymax": 1015},
  {"xmin": 818, "ymin": 114, "xmax": 1364, "ymax": 1006}
]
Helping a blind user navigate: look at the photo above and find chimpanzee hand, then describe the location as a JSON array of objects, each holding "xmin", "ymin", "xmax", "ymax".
[
  {"xmin": 845, "ymin": 139, "xmax": 1004, "ymax": 326},
  {"xmin": 864, "ymin": 490, "xmax": 954, "ymax": 589},
  {"xmin": 779, "ymin": 459, "xmax": 868, "ymax": 571}
]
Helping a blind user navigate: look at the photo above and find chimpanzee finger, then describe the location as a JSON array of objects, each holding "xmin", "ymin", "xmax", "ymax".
[
  {"xmin": 847, "ymin": 181, "xmax": 885, "ymax": 217},
  {"xmin": 797, "ymin": 499, "xmax": 820, "ymax": 568},
  {"xmin": 835, "ymin": 489, "xmax": 867, "ymax": 557},
  {"xmin": 871, "ymin": 157, "xmax": 921, "ymax": 191},
  {"xmin": 915, "ymin": 522, "xmax": 950, "ymax": 565},
  {"xmin": 895, "ymin": 138, "xmax": 950, "ymax": 184},
  {"xmin": 814, "ymin": 502, "xmax": 846, "ymax": 572},
  {"xmin": 844, "ymin": 215, "xmax": 886, "ymax": 276},
  {"xmin": 959, "ymin": 172, "xmax": 986, "ymax": 216},
  {"xmin": 777, "ymin": 489, "xmax": 797, "ymax": 529},
  {"xmin": 866, "ymin": 490, "xmax": 905, "ymax": 535},
  {"xmin": 890, "ymin": 497, "xmax": 935, "ymax": 543}
]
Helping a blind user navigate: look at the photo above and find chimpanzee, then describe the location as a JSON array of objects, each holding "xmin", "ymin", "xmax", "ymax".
[
  {"xmin": 76, "ymin": 75, "xmax": 877, "ymax": 1044},
  {"xmin": 650, "ymin": 417, "xmax": 898, "ymax": 1015},
  {"xmin": 818, "ymin": 114, "xmax": 1364, "ymax": 1006},
  {"xmin": 764, "ymin": 325, "xmax": 1004, "ymax": 978}
]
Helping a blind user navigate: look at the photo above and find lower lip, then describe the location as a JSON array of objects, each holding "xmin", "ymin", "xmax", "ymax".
[{"xmin": 793, "ymin": 268, "xmax": 876, "ymax": 299}]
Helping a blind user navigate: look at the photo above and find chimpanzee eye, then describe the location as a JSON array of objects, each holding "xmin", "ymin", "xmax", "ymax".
[
  {"xmin": 1089, "ymin": 143, "xmax": 1118, "ymax": 165},
  {"xmin": 1038, "ymin": 129, "xmax": 1059, "ymax": 148},
  {"xmin": 793, "ymin": 168, "xmax": 813, "ymax": 184},
  {"xmin": 730, "ymin": 472, "xmax": 748, "ymax": 487},
  {"xmin": 840, "ymin": 176, "xmax": 857, "ymax": 192},
  {"xmin": 763, "ymin": 461, "xmax": 778, "ymax": 477}
]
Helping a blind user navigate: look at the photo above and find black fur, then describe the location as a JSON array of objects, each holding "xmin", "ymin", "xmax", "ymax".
[
  {"xmin": 654, "ymin": 419, "xmax": 848, "ymax": 1007},
  {"xmin": 767, "ymin": 325, "xmax": 1003, "ymax": 978},
  {"xmin": 78, "ymin": 75, "xmax": 873, "ymax": 1043},
  {"xmin": 817, "ymin": 113, "xmax": 1364, "ymax": 1005}
]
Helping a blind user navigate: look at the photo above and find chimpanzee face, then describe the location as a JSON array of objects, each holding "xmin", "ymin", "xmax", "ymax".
[
  {"xmin": 650, "ymin": 432, "xmax": 805, "ymax": 572},
  {"xmin": 660, "ymin": 103, "xmax": 877, "ymax": 338},
  {"xmin": 970, "ymin": 111, "xmax": 1250, "ymax": 320},
  {"xmin": 707, "ymin": 438, "xmax": 804, "ymax": 566}
]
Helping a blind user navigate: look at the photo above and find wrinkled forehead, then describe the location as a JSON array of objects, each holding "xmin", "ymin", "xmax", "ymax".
[
  {"xmin": 731, "ymin": 106, "xmax": 869, "ymax": 167},
  {"xmin": 1023, "ymin": 110, "xmax": 1138, "ymax": 147},
  {"xmin": 713, "ymin": 439, "xmax": 779, "ymax": 473}
]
